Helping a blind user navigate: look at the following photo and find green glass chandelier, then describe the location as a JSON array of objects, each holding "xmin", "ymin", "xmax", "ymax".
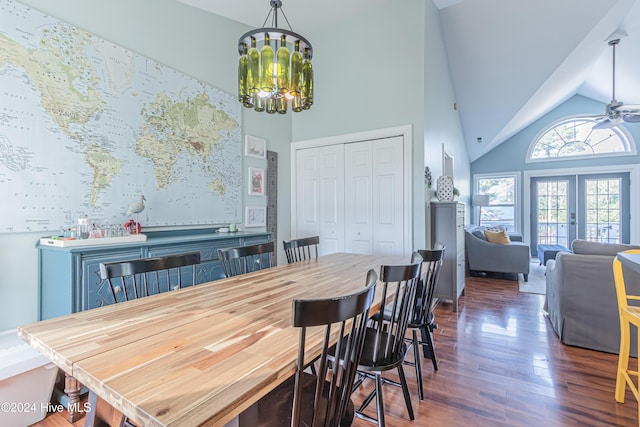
[{"xmin": 237, "ymin": 0, "xmax": 313, "ymax": 114}]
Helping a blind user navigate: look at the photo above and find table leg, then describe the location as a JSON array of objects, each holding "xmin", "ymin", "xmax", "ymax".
[{"xmin": 64, "ymin": 374, "xmax": 85, "ymax": 423}]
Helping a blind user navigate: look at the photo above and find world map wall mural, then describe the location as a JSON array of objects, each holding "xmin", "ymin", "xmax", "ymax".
[{"xmin": 0, "ymin": 0, "xmax": 242, "ymax": 232}]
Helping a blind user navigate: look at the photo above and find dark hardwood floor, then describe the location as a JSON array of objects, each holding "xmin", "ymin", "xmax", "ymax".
[
  {"xmin": 351, "ymin": 275, "xmax": 638, "ymax": 427},
  {"xmin": 34, "ymin": 274, "xmax": 637, "ymax": 427}
]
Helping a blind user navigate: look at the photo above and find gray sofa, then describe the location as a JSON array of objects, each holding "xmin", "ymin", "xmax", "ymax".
[
  {"xmin": 465, "ymin": 225, "xmax": 530, "ymax": 281},
  {"xmin": 545, "ymin": 239, "xmax": 640, "ymax": 354}
]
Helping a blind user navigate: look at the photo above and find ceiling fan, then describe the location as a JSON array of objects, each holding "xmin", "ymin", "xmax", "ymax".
[{"xmin": 592, "ymin": 38, "xmax": 640, "ymax": 129}]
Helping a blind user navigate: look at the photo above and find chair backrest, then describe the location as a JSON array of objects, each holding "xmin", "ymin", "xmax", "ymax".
[
  {"xmin": 613, "ymin": 249, "xmax": 640, "ymax": 313},
  {"xmin": 412, "ymin": 245, "xmax": 445, "ymax": 324},
  {"xmin": 99, "ymin": 252, "xmax": 201, "ymax": 303},
  {"xmin": 283, "ymin": 236, "xmax": 320, "ymax": 264},
  {"xmin": 217, "ymin": 241, "xmax": 275, "ymax": 277},
  {"xmin": 291, "ymin": 269, "xmax": 377, "ymax": 426},
  {"xmin": 372, "ymin": 254, "xmax": 423, "ymax": 363}
]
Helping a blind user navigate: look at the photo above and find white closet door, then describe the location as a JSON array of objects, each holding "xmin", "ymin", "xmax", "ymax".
[
  {"xmin": 345, "ymin": 141, "xmax": 373, "ymax": 254},
  {"xmin": 371, "ymin": 136, "xmax": 405, "ymax": 255},
  {"xmin": 295, "ymin": 144, "xmax": 344, "ymax": 255},
  {"xmin": 345, "ymin": 136, "xmax": 404, "ymax": 256}
]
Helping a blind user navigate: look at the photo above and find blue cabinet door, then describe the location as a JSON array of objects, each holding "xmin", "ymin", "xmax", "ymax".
[
  {"xmin": 147, "ymin": 240, "xmax": 235, "ymax": 285},
  {"xmin": 81, "ymin": 249, "xmax": 143, "ymax": 311}
]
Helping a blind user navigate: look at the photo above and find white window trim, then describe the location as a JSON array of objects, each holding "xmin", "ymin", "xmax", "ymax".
[
  {"xmin": 473, "ymin": 171, "xmax": 521, "ymax": 233},
  {"xmin": 525, "ymin": 115, "xmax": 637, "ymax": 164}
]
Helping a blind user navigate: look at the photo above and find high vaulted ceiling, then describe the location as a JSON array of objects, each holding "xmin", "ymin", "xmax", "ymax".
[{"xmin": 176, "ymin": 0, "xmax": 640, "ymax": 161}]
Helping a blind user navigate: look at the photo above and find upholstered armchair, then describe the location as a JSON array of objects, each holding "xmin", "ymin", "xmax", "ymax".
[{"xmin": 464, "ymin": 225, "xmax": 530, "ymax": 281}]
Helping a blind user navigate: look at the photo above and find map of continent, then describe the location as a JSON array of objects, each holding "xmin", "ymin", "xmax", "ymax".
[{"xmin": 0, "ymin": 0, "xmax": 242, "ymax": 232}]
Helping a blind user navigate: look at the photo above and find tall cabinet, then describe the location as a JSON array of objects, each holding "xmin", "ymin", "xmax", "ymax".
[{"xmin": 430, "ymin": 202, "xmax": 465, "ymax": 312}]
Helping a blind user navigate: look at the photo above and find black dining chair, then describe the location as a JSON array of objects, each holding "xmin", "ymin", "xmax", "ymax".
[
  {"xmin": 283, "ymin": 236, "xmax": 320, "ymax": 263},
  {"xmin": 406, "ymin": 246, "xmax": 445, "ymax": 399},
  {"xmin": 245, "ymin": 269, "xmax": 378, "ymax": 426},
  {"xmin": 217, "ymin": 241, "xmax": 275, "ymax": 277},
  {"xmin": 352, "ymin": 254, "xmax": 423, "ymax": 427},
  {"xmin": 99, "ymin": 252, "xmax": 201, "ymax": 303},
  {"xmin": 372, "ymin": 247, "xmax": 444, "ymax": 401}
]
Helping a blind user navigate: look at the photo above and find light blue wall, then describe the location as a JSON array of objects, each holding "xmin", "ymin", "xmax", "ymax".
[
  {"xmin": 1, "ymin": 0, "xmax": 470, "ymax": 331},
  {"xmin": 293, "ymin": 0, "xmax": 470, "ymax": 248},
  {"xmin": 423, "ymin": 0, "xmax": 471, "ymax": 210},
  {"xmin": 2, "ymin": 0, "xmax": 290, "ymax": 331},
  {"xmin": 472, "ymin": 95, "xmax": 640, "ymax": 174},
  {"xmin": 471, "ymin": 94, "xmax": 640, "ymax": 232}
]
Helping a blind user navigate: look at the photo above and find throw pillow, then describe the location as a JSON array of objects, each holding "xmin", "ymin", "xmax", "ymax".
[{"xmin": 484, "ymin": 227, "xmax": 511, "ymax": 245}]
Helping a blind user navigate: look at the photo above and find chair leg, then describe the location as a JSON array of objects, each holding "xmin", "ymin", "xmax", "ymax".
[
  {"xmin": 397, "ymin": 365, "xmax": 415, "ymax": 420},
  {"xmin": 375, "ymin": 374, "xmax": 385, "ymax": 427},
  {"xmin": 423, "ymin": 325, "xmax": 439, "ymax": 371},
  {"xmin": 616, "ymin": 319, "xmax": 631, "ymax": 403},
  {"xmin": 412, "ymin": 329, "xmax": 424, "ymax": 400}
]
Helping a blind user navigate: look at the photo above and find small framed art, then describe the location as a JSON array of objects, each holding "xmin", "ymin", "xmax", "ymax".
[
  {"xmin": 245, "ymin": 206, "xmax": 266, "ymax": 227},
  {"xmin": 245, "ymin": 135, "xmax": 266, "ymax": 159},
  {"xmin": 248, "ymin": 167, "xmax": 264, "ymax": 196}
]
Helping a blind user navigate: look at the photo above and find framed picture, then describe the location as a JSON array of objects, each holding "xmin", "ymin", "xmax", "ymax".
[
  {"xmin": 248, "ymin": 167, "xmax": 264, "ymax": 196},
  {"xmin": 245, "ymin": 135, "xmax": 266, "ymax": 159},
  {"xmin": 245, "ymin": 206, "xmax": 266, "ymax": 227}
]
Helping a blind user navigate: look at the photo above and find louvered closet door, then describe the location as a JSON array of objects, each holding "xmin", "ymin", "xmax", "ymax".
[{"xmin": 295, "ymin": 144, "xmax": 345, "ymax": 255}]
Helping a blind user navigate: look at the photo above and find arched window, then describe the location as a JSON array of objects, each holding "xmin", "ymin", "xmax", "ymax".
[{"xmin": 527, "ymin": 116, "xmax": 636, "ymax": 163}]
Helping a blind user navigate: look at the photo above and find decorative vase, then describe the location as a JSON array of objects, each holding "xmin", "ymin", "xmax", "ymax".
[{"xmin": 436, "ymin": 176, "xmax": 455, "ymax": 201}]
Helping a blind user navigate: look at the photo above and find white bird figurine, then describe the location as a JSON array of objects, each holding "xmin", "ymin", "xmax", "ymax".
[{"xmin": 126, "ymin": 195, "xmax": 146, "ymax": 216}]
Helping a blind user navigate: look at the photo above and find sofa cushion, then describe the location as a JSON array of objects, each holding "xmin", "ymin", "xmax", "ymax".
[
  {"xmin": 470, "ymin": 228, "xmax": 486, "ymax": 240},
  {"xmin": 571, "ymin": 239, "xmax": 640, "ymax": 256},
  {"xmin": 484, "ymin": 228, "xmax": 511, "ymax": 244}
]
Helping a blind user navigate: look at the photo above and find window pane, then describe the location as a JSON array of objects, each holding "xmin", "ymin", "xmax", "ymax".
[
  {"xmin": 480, "ymin": 206, "xmax": 515, "ymax": 232},
  {"xmin": 478, "ymin": 177, "xmax": 515, "ymax": 205},
  {"xmin": 584, "ymin": 178, "xmax": 622, "ymax": 244},
  {"xmin": 529, "ymin": 117, "xmax": 632, "ymax": 161},
  {"xmin": 535, "ymin": 180, "xmax": 568, "ymax": 247},
  {"xmin": 477, "ymin": 175, "xmax": 516, "ymax": 232}
]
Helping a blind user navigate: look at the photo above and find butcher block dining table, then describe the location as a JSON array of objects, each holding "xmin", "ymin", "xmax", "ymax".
[{"xmin": 18, "ymin": 252, "xmax": 409, "ymax": 427}]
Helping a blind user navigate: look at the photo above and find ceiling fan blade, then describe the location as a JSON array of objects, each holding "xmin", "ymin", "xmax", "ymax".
[
  {"xmin": 615, "ymin": 104, "xmax": 640, "ymax": 114},
  {"xmin": 593, "ymin": 116, "xmax": 623, "ymax": 130},
  {"xmin": 623, "ymin": 114, "xmax": 640, "ymax": 123}
]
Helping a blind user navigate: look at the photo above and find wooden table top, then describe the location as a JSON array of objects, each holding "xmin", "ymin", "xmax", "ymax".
[{"xmin": 19, "ymin": 252, "xmax": 408, "ymax": 427}]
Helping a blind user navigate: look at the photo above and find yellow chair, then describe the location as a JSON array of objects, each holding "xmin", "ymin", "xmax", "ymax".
[{"xmin": 613, "ymin": 249, "xmax": 640, "ymax": 423}]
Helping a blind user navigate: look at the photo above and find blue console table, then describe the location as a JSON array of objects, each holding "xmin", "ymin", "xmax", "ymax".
[{"xmin": 37, "ymin": 230, "xmax": 271, "ymax": 320}]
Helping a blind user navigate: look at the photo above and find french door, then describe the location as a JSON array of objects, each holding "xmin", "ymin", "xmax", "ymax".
[{"xmin": 530, "ymin": 172, "xmax": 630, "ymax": 251}]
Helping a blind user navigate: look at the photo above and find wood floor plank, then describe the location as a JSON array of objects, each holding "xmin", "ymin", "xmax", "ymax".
[{"xmin": 33, "ymin": 274, "xmax": 637, "ymax": 426}]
